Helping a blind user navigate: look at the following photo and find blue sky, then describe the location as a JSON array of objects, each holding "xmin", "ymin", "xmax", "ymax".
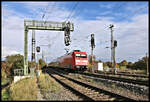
[
  {"xmin": 2, "ymin": 1, "xmax": 148, "ymax": 21},
  {"xmin": 2, "ymin": 1, "xmax": 149, "ymax": 63}
]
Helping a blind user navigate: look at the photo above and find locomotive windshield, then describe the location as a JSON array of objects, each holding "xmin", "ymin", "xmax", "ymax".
[{"xmin": 75, "ymin": 54, "xmax": 87, "ymax": 58}]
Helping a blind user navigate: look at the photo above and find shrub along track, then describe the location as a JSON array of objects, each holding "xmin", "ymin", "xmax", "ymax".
[
  {"xmin": 2, "ymin": 82, "xmax": 10, "ymax": 89},
  {"xmin": 44, "ymin": 68, "xmax": 136, "ymax": 101}
]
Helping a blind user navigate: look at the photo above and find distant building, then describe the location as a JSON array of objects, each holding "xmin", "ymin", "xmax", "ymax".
[{"xmin": 94, "ymin": 62, "xmax": 104, "ymax": 72}]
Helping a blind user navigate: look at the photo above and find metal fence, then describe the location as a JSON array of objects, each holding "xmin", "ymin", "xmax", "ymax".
[{"xmin": 14, "ymin": 69, "xmax": 24, "ymax": 76}]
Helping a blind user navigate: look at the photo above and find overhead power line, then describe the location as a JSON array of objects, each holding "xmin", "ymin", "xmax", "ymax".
[
  {"xmin": 41, "ymin": 2, "xmax": 56, "ymax": 20},
  {"xmin": 118, "ymin": 4, "xmax": 148, "ymax": 21},
  {"xmin": 93, "ymin": 5, "xmax": 148, "ymax": 34},
  {"xmin": 44, "ymin": 2, "xmax": 57, "ymax": 21},
  {"xmin": 65, "ymin": 2, "xmax": 79, "ymax": 22},
  {"xmin": 41, "ymin": 3, "xmax": 51, "ymax": 20},
  {"xmin": 70, "ymin": 3, "xmax": 82, "ymax": 22}
]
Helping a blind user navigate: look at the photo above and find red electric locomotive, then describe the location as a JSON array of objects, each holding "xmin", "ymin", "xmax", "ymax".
[{"xmin": 57, "ymin": 50, "xmax": 88, "ymax": 71}]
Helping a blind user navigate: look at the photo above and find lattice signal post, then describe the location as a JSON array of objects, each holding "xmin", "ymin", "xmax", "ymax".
[{"xmin": 24, "ymin": 20, "xmax": 74, "ymax": 75}]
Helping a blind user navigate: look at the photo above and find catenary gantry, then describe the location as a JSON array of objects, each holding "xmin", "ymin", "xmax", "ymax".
[{"xmin": 24, "ymin": 20, "xmax": 74, "ymax": 75}]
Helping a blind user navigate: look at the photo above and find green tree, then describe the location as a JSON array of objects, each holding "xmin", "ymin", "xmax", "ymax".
[
  {"xmin": 2, "ymin": 70, "xmax": 6, "ymax": 79},
  {"xmin": 103, "ymin": 63, "xmax": 108, "ymax": 68},
  {"xmin": 132, "ymin": 57, "xmax": 147, "ymax": 70},
  {"xmin": 2, "ymin": 61, "xmax": 12, "ymax": 78},
  {"xmin": 38, "ymin": 59, "xmax": 47, "ymax": 69},
  {"xmin": 131, "ymin": 56, "xmax": 148, "ymax": 70},
  {"xmin": 127, "ymin": 62, "xmax": 133, "ymax": 68},
  {"xmin": 105, "ymin": 61, "xmax": 113, "ymax": 68},
  {"xmin": 116, "ymin": 63, "xmax": 119, "ymax": 68},
  {"xmin": 5, "ymin": 54, "xmax": 24, "ymax": 75},
  {"xmin": 120, "ymin": 60, "xmax": 128, "ymax": 66},
  {"xmin": 5, "ymin": 54, "xmax": 23, "ymax": 65},
  {"xmin": 28, "ymin": 61, "xmax": 37, "ymax": 68}
]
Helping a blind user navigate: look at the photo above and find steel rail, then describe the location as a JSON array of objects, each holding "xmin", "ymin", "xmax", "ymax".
[
  {"xmin": 47, "ymin": 66, "xmax": 149, "ymax": 86},
  {"xmin": 46, "ymin": 68, "xmax": 137, "ymax": 101},
  {"xmin": 78, "ymin": 72, "xmax": 149, "ymax": 86}
]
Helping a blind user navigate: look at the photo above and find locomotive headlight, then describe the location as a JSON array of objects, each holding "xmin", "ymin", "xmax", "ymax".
[
  {"xmin": 76, "ymin": 66, "xmax": 80, "ymax": 68},
  {"xmin": 76, "ymin": 60, "xmax": 80, "ymax": 62},
  {"xmin": 82, "ymin": 60, "xmax": 87, "ymax": 62}
]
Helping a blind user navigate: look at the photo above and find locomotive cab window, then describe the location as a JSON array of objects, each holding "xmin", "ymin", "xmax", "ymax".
[
  {"xmin": 75, "ymin": 54, "xmax": 87, "ymax": 58},
  {"xmin": 80, "ymin": 54, "xmax": 87, "ymax": 58},
  {"xmin": 75, "ymin": 54, "xmax": 80, "ymax": 58}
]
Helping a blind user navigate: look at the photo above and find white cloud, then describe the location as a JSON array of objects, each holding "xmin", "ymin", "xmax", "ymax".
[
  {"xmin": 99, "ymin": 3, "xmax": 115, "ymax": 9},
  {"xmin": 2, "ymin": 46, "xmax": 22, "ymax": 58},
  {"xmin": 124, "ymin": 2, "xmax": 148, "ymax": 13}
]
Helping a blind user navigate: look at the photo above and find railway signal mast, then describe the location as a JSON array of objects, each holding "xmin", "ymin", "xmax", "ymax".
[
  {"xmin": 109, "ymin": 24, "xmax": 117, "ymax": 74},
  {"xmin": 36, "ymin": 46, "xmax": 40, "ymax": 70},
  {"xmin": 91, "ymin": 34, "xmax": 95, "ymax": 73}
]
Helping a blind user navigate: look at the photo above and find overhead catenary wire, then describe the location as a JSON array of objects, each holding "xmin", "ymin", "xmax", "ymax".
[
  {"xmin": 72, "ymin": 3, "xmax": 147, "ymax": 51},
  {"xmin": 120, "ymin": 4, "xmax": 148, "ymax": 21},
  {"xmin": 44, "ymin": 2, "xmax": 57, "ymax": 21},
  {"xmin": 41, "ymin": 2, "xmax": 57, "ymax": 21},
  {"xmin": 69, "ymin": 2, "xmax": 82, "ymax": 22},
  {"xmin": 41, "ymin": 2, "xmax": 52, "ymax": 20},
  {"xmin": 72, "ymin": 2, "xmax": 126, "ymax": 34},
  {"xmin": 65, "ymin": 2, "xmax": 79, "ymax": 22},
  {"xmin": 41, "ymin": 3, "xmax": 50, "ymax": 20},
  {"xmin": 93, "ymin": 4, "xmax": 148, "ymax": 34}
]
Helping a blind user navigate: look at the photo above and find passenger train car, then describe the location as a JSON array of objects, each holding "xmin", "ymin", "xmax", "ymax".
[{"xmin": 57, "ymin": 50, "xmax": 88, "ymax": 71}]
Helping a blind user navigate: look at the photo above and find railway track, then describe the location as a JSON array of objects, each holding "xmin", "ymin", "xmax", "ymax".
[
  {"xmin": 50, "ymin": 66, "xmax": 148, "ymax": 86},
  {"xmin": 78, "ymin": 72, "xmax": 149, "ymax": 86},
  {"xmin": 44, "ymin": 68, "xmax": 137, "ymax": 101},
  {"xmin": 97, "ymin": 71, "xmax": 148, "ymax": 78}
]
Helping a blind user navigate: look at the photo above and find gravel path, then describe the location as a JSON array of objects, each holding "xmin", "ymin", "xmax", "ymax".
[{"xmin": 36, "ymin": 77, "xmax": 45, "ymax": 100}]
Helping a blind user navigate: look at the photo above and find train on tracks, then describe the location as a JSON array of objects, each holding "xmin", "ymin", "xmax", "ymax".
[{"xmin": 50, "ymin": 50, "xmax": 88, "ymax": 71}]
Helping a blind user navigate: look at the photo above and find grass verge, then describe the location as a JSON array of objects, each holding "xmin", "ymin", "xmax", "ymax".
[
  {"xmin": 38, "ymin": 73, "xmax": 62, "ymax": 99},
  {"xmin": 9, "ymin": 77, "xmax": 38, "ymax": 100},
  {"xmin": 2, "ymin": 88, "xmax": 11, "ymax": 101}
]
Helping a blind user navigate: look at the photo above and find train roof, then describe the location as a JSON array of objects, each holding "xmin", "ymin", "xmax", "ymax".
[{"xmin": 57, "ymin": 50, "xmax": 87, "ymax": 59}]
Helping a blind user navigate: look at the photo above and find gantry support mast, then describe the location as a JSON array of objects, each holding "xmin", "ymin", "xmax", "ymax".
[{"xmin": 31, "ymin": 30, "xmax": 36, "ymax": 62}]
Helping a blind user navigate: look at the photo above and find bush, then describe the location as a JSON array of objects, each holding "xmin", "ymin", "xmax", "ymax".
[
  {"xmin": 2, "ymin": 71, "xmax": 6, "ymax": 79},
  {"xmin": 2, "ymin": 88, "xmax": 11, "ymax": 101},
  {"xmin": 88, "ymin": 63, "xmax": 93, "ymax": 72},
  {"xmin": 39, "ymin": 59, "xmax": 47, "ymax": 69}
]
